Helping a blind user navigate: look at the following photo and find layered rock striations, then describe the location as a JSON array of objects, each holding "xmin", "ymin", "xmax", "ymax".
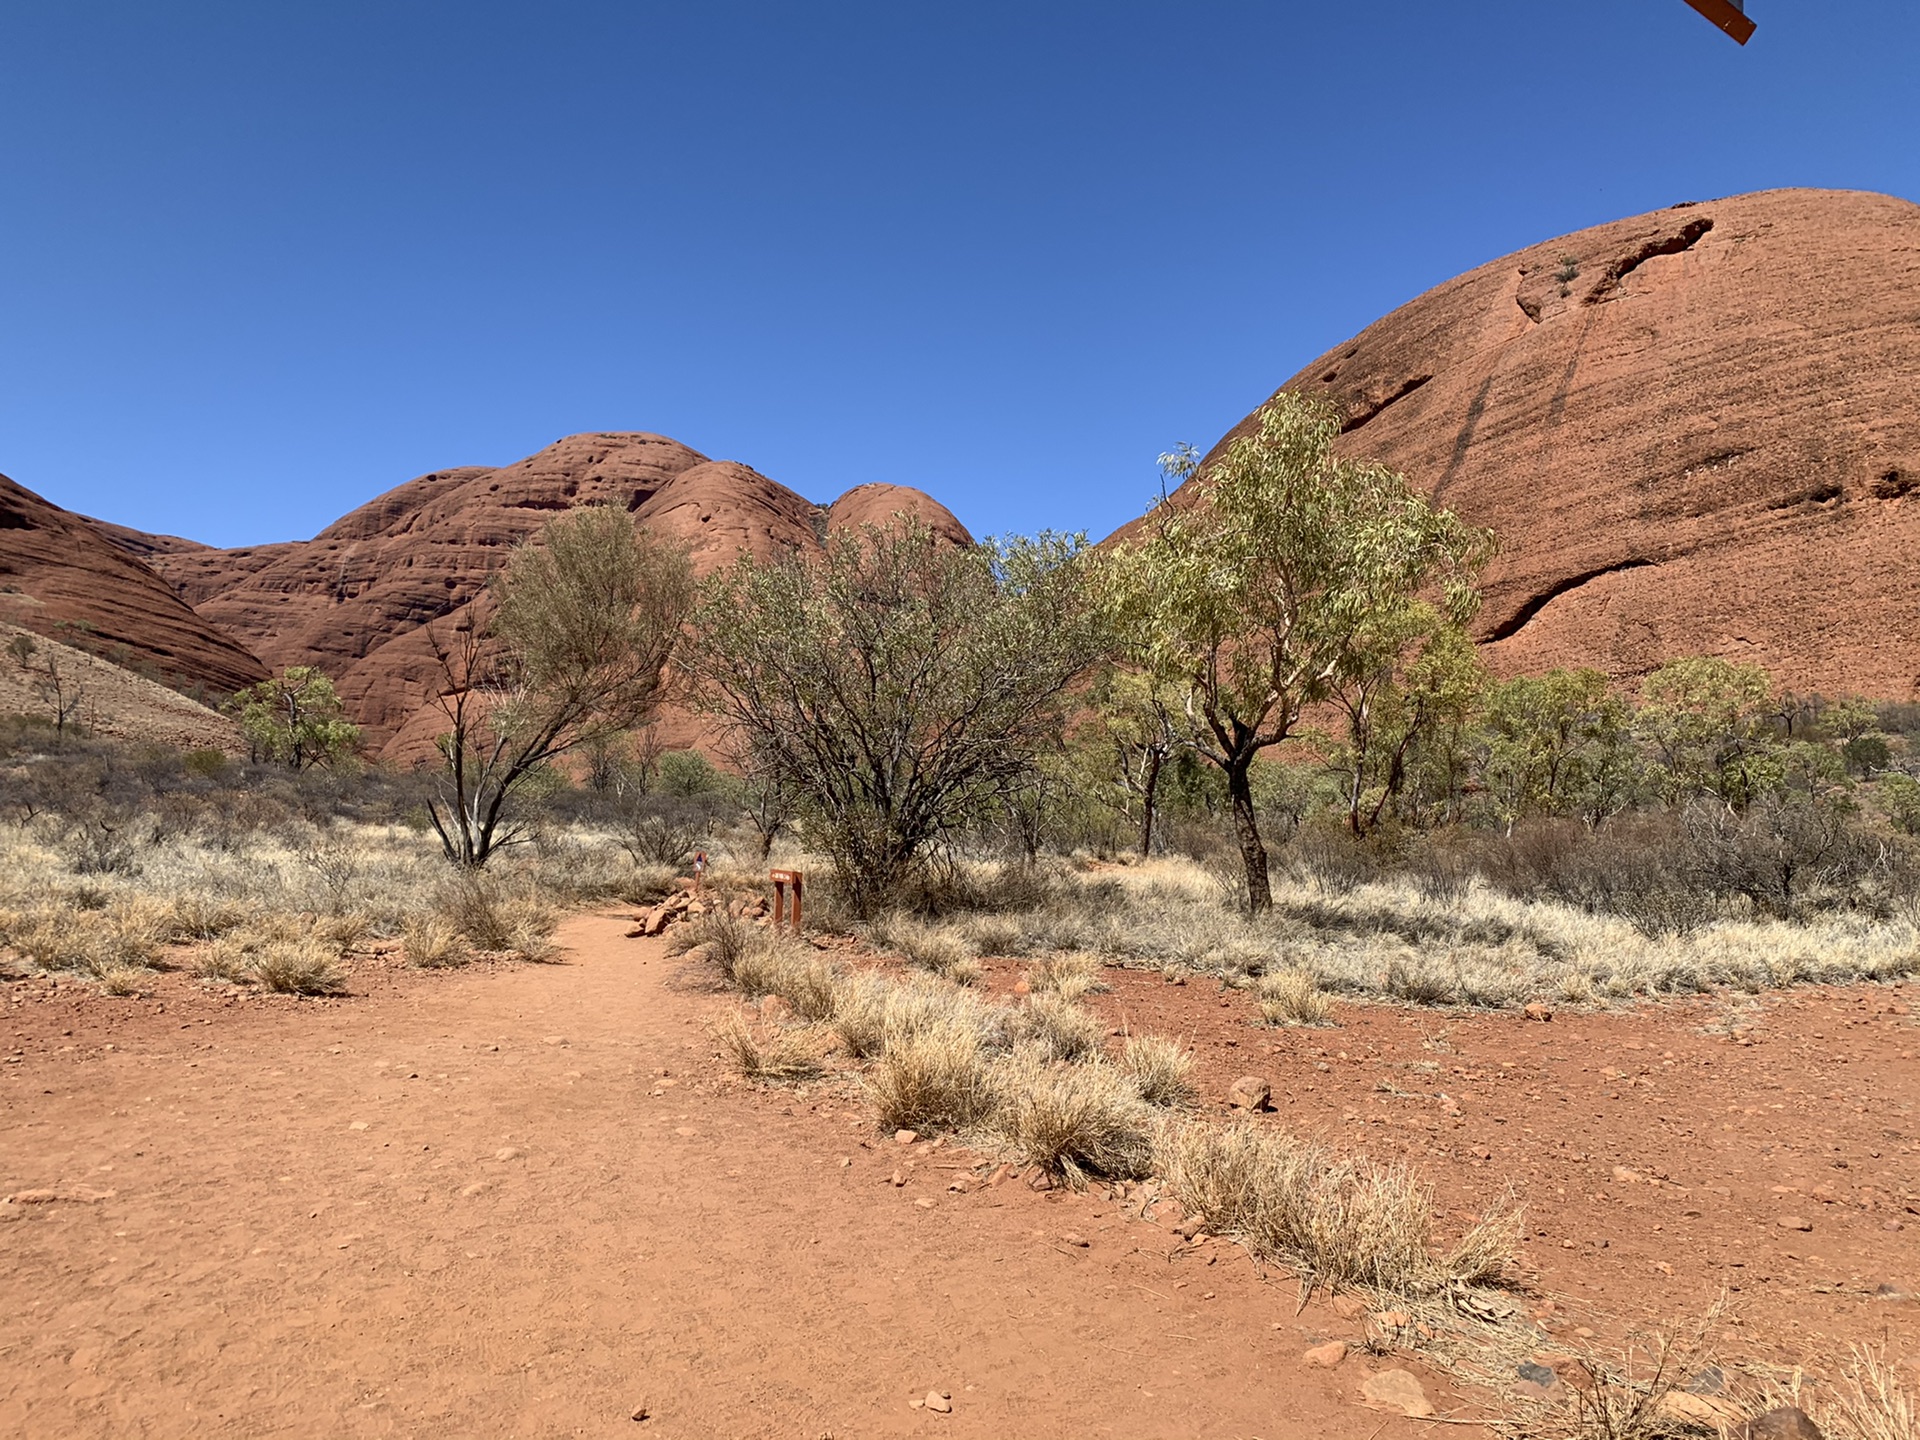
[
  {"xmin": 1177, "ymin": 188, "xmax": 1920, "ymax": 695},
  {"xmin": 0, "ymin": 473, "xmax": 267, "ymax": 694}
]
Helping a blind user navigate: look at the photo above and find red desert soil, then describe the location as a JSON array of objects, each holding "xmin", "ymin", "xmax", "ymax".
[
  {"xmin": 1141, "ymin": 187, "xmax": 1920, "ymax": 696},
  {"xmin": 4, "ymin": 917, "xmax": 1916, "ymax": 1437}
]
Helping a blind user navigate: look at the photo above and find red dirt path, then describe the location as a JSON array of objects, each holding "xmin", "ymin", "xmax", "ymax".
[{"xmin": 3, "ymin": 915, "xmax": 1460, "ymax": 1439}]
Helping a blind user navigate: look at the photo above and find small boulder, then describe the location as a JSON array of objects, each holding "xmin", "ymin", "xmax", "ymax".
[
  {"xmin": 1227, "ymin": 1076, "xmax": 1273, "ymax": 1111},
  {"xmin": 1330, "ymin": 1294, "xmax": 1369, "ymax": 1320},
  {"xmin": 925, "ymin": 1391, "xmax": 952, "ymax": 1414},
  {"xmin": 894, "ymin": 1129, "xmax": 919, "ymax": 1146},
  {"xmin": 1060, "ymin": 1231, "xmax": 1090, "ymax": 1248},
  {"xmin": 1303, "ymin": 1341, "xmax": 1348, "ymax": 1368},
  {"xmin": 1777, "ymin": 1215, "xmax": 1814, "ymax": 1232},
  {"xmin": 1742, "ymin": 1406, "xmax": 1824, "ymax": 1440},
  {"xmin": 1524, "ymin": 1001, "xmax": 1555, "ymax": 1022}
]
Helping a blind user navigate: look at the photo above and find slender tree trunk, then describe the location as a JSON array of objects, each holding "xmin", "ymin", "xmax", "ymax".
[
  {"xmin": 1137, "ymin": 747, "xmax": 1163, "ymax": 858},
  {"xmin": 1225, "ymin": 754, "xmax": 1272, "ymax": 912}
]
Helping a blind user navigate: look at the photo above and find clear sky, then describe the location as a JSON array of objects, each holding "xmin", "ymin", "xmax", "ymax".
[{"xmin": 2, "ymin": 1, "xmax": 1915, "ymax": 548}]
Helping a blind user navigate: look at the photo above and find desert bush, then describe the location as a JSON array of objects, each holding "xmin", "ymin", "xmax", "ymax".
[
  {"xmin": 438, "ymin": 877, "xmax": 557, "ymax": 958},
  {"xmin": 196, "ymin": 935, "xmax": 253, "ymax": 982},
  {"xmin": 248, "ymin": 937, "xmax": 346, "ymax": 995},
  {"xmin": 959, "ymin": 912, "xmax": 1030, "ymax": 957},
  {"xmin": 866, "ymin": 1017, "xmax": 996, "ymax": 1132},
  {"xmin": 988, "ymin": 1049, "xmax": 1155, "ymax": 1185},
  {"xmin": 1007, "ymin": 993, "xmax": 1104, "ymax": 1062},
  {"xmin": 401, "ymin": 913, "xmax": 469, "ymax": 968},
  {"xmin": 712, "ymin": 1007, "xmax": 823, "ymax": 1083},
  {"xmin": 1258, "ymin": 968, "xmax": 1333, "ymax": 1025},
  {"xmin": 1118, "ymin": 1034, "xmax": 1196, "ymax": 1107},
  {"xmin": 1158, "ymin": 1120, "xmax": 1520, "ymax": 1297}
]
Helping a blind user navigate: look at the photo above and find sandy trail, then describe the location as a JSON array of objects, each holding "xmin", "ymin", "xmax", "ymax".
[{"xmin": 1, "ymin": 913, "xmax": 1438, "ymax": 1439}]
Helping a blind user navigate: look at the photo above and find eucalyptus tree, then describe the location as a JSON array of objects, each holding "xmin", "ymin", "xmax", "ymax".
[{"xmin": 1101, "ymin": 393, "xmax": 1491, "ymax": 911}]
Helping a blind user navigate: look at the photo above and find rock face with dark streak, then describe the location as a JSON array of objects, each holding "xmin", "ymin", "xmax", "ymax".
[
  {"xmin": 0, "ymin": 473, "xmax": 268, "ymax": 695},
  {"xmin": 146, "ymin": 433, "xmax": 973, "ymax": 758},
  {"xmin": 1175, "ymin": 188, "xmax": 1920, "ymax": 696}
]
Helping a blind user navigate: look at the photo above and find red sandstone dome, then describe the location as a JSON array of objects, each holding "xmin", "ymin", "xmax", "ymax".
[
  {"xmin": 1167, "ymin": 188, "xmax": 1920, "ymax": 697},
  {"xmin": 0, "ymin": 473, "xmax": 267, "ymax": 695},
  {"xmin": 142, "ymin": 433, "xmax": 974, "ymax": 757}
]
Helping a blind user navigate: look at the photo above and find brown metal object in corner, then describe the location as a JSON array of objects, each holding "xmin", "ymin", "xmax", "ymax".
[{"xmin": 1682, "ymin": 0, "xmax": 1756, "ymax": 44}]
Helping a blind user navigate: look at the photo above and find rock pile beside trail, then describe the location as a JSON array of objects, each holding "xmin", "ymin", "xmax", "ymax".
[{"xmin": 625, "ymin": 888, "xmax": 771, "ymax": 939}]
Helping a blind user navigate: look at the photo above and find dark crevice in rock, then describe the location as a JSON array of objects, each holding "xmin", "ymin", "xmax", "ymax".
[
  {"xmin": 1766, "ymin": 483, "xmax": 1845, "ymax": 511},
  {"xmin": 1489, "ymin": 559, "xmax": 1656, "ymax": 642},
  {"xmin": 1585, "ymin": 218, "xmax": 1714, "ymax": 304},
  {"xmin": 1339, "ymin": 375, "xmax": 1433, "ymax": 435}
]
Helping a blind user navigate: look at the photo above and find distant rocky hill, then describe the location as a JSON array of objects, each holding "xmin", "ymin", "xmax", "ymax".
[
  {"xmin": 0, "ymin": 473, "xmax": 267, "ymax": 696},
  {"xmin": 1155, "ymin": 188, "xmax": 1920, "ymax": 697},
  {"xmin": 138, "ymin": 433, "xmax": 971, "ymax": 758}
]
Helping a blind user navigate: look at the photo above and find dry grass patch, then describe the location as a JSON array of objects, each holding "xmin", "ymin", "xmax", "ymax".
[
  {"xmin": 1259, "ymin": 968, "xmax": 1334, "ymax": 1026},
  {"xmin": 1159, "ymin": 1119, "xmax": 1521, "ymax": 1299},
  {"xmin": 712, "ymin": 1007, "xmax": 825, "ymax": 1083},
  {"xmin": 731, "ymin": 936, "xmax": 841, "ymax": 1021},
  {"xmin": 869, "ymin": 913, "xmax": 982, "ymax": 985},
  {"xmin": 866, "ymin": 1017, "xmax": 996, "ymax": 1133},
  {"xmin": 248, "ymin": 936, "xmax": 346, "ymax": 995},
  {"xmin": 1008, "ymin": 992, "xmax": 1105, "ymax": 1062},
  {"xmin": 1119, "ymin": 1034, "xmax": 1196, "ymax": 1107},
  {"xmin": 402, "ymin": 913, "xmax": 469, "ymax": 969},
  {"xmin": 988, "ymin": 1049, "xmax": 1155, "ymax": 1185},
  {"xmin": 1025, "ymin": 951, "xmax": 1105, "ymax": 1001}
]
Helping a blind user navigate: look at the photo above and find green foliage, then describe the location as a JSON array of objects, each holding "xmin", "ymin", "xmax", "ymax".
[
  {"xmin": 1635, "ymin": 657, "xmax": 1791, "ymax": 811},
  {"xmin": 426, "ymin": 505, "xmax": 695, "ymax": 868},
  {"xmin": 657, "ymin": 749, "xmax": 725, "ymax": 798},
  {"xmin": 686, "ymin": 519, "xmax": 1104, "ymax": 913},
  {"xmin": 1101, "ymin": 391, "xmax": 1492, "ymax": 908},
  {"xmin": 234, "ymin": 667, "xmax": 359, "ymax": 770},
  {"xmin": 1475, "ymin": 667, "xmax": 1641, "ymax": 830}
]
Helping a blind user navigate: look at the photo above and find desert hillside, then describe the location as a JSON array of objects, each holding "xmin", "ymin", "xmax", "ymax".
[
  {"xmin": 0, "ymin": 473, "xmax": 267, "ymax": 696},
  {"xmin": 134, "ymin": 434, "xmax": 971, "ymax": 758},
  {"xmin": 1161, "ymin": 187, "xmax": 1920, "ymax": 695}
]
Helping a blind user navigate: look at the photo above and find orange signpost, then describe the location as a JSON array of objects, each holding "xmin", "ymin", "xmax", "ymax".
[{"xmin": 769, "ymin": 869, "xmax": 804, "ymax": 932}]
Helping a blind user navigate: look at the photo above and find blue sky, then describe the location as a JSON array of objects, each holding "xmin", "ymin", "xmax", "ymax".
[{"xmin": 1, "ymin": 1, "xmax": 1915, "ymax": 548}]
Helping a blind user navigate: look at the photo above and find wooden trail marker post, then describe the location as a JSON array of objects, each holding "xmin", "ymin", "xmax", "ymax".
[{"xmin": 769, "ymin": 869, "xmax": 804, "ymax": 933}]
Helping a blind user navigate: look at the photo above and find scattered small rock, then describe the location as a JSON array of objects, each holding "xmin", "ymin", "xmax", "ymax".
[
  {"xmin": 1060, "ymin": 1231, "xmax": 1089, "ymax": 1248},
  {"xmin": 890, "ymin": 1170, "xmax": 907, "ymax": 1188},
  {"xmin": 629, "ymin": 1402, "xmax": 650, "ymax": 1422},
  {"xmin": 349, "ymin": 1121, "xmax": 370, "ymax": 1131},
  {"xmin": 1777, "ymin": 1216, "xmax": 1814, "ymax": 1232},
  {"xmin": 1303, "ymin": 1341, "xmax": 1348, "ymax": 1368},
  {"xmin": 543, "ymin": 1036, "xmax": 568, "ymax": 1046},
  {"xmin": 1330, "ymin": 1294, "xmax": 1369, "ymax": 1320},
  {"xmin": 1516, "ymin": 1361, "xmax": 1558, "ymax": 1391},
  {"xmin": 1612, "ymin": 1166, "xmax": 1644, "ymax": 1185},
  {"xmin": 1524, "ymin": 1001, "xmax": 1554, "ymax": 1022},
  {"xmin": 914, "ymin": 1198, "xmax": 936, "ymax": 1209},
  {"xmin": 495, "ymin": 1146, "xmax": 523, "ymax": 1161},
  {"xmin": 1173, "ymin": 1215, "xmax": 1207, "ymax": 1240},
  {"xmin": 1227, "ymin": 1075, "xmax": 1272, "ymax": 1111},
  {"xmin": 1742, "ymin": 1406, "xmax": 1825, "ymax": 1440},
  {"xmin": 925, "ymin": 1390, "xmax": 952, "ymax": 1414},
  {"xmin": 895, "ymin": 1129, "xmax": 919, "ymax": 1146},
  {"xmin": 1360, "ymin": 1369, "xmax": 1434, "ymax": 1419}
]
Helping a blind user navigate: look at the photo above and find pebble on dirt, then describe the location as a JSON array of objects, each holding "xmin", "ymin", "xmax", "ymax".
[
  {"xmin": 925, "ymin": 1390, "xmax": 952, "ymax": 1413},
  {"xmin": 1776, "ymin": 1215, "xmax": 1814, "ymax": 1232},
  {"xmin": 1303, "ymin": 1341, "xmax": 1348, "ymax": 1368},
  {"xmin": 1742, "ymin": 1406, "xmax": 1824, "ymax": 1440}
]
